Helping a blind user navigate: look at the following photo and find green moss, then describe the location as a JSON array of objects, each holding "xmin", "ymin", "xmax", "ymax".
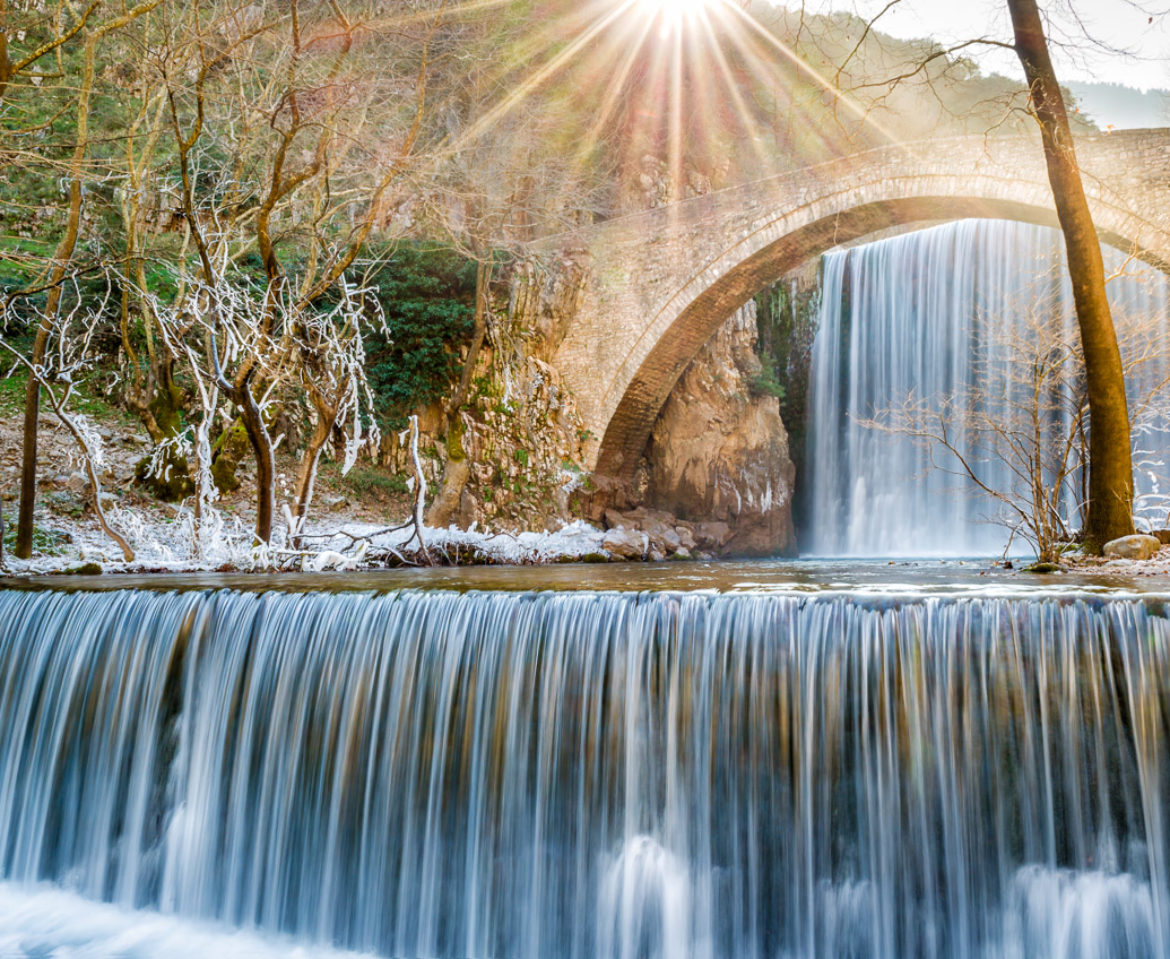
[
  {"xmin": 135, "ymin": 453, "xmax": 194, "ymax": 502},
  {"xmin": 447, "ymin": 419, "xmax": 468, "ymax": 462},
  {"xmin": 210, "ymin": 421, "xmax": 250, "ymax": 493}
]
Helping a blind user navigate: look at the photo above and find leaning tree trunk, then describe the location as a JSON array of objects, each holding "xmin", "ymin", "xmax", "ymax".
[
  {"xmin": 236, "ymin": 382, "xmax": 276, "ymax": 544},
  {"xmin": 429, "ymin": 258, "xmax": 491, "ymax": 528},
  {"xmin": 16, "ymin": 186, "xmax": 82, "ymax": 559},
  {"xmin": 291, "ymin": 408, "xmax": 335, "ymax": 545},
  {"xmin": 1008, "ymin": 0, "xmax": 1134, "ymax": 551}
]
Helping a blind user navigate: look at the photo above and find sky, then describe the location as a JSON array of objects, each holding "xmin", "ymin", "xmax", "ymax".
[{"xmin": 805, "ymin": 0, "xmax": 1170, "ymax": 91}]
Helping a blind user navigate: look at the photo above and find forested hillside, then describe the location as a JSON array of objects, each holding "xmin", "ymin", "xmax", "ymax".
[{"xmin": 0, "ymin": 0, "xmax": 1087, "ymax": 559}]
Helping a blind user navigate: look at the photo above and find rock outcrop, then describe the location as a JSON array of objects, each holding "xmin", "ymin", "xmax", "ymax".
[
  {"xmin": 376, "ymin": 253, "xmax": 592, "ymax": 534},
  {"xmin": 641, "ymin": 302, "xmax": 796, "ymax": 557}
]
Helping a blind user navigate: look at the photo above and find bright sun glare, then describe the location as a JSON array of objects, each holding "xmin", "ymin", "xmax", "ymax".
[{"xmin": 636, "ymin": 0, "xmax": 718, "ymax": 24}]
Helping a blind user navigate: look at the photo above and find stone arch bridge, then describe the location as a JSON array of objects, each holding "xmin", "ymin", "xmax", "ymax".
[{"xmin": 537, "ymin": 129, "xmax": 1170, "ymax": 486}]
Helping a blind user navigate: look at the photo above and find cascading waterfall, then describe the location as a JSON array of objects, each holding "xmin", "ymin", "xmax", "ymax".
[
  {"xmin": 804, "ymin": 218, "xmax": 1170, "ymax": 556},
  {"xmin": 0, "ymin": 585, "xmax": 1168, "ymax": 958}
]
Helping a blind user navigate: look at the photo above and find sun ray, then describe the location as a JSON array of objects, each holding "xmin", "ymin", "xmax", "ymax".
[
  {"xmin": 721, "ymin": 3, "xmax": 909, "ymax": 151},
  {"xmin": 691, "ymin": 7, "xmax": 778, "ymax": 182},
  {"xmin": 572, "ymin": 16, "xmax": 659, "ymax": 170},
  {"xmin": 451, "ymin": 0, "xmax": 642, "ymax": 152}
]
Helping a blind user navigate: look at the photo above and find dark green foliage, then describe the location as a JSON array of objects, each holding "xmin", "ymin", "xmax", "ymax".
[
  {"xmin": 1, "ymin": 523, "xmax": 70, "ymax": 556},
  {"xmin": 748, "ymin": 353, "xmax": 787, "ymax": 400},
  {"xmin": 754, "ymin": 279, "xmax": 820, "ymax": 452},
  {"xmin": 363, "ymin": 243, "xmax": 477, "ymax": 430}
]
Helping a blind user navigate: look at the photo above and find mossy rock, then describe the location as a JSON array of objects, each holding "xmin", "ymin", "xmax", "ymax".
[
  {"xmin": 62, "ymin": 562, "xmax": 103, "ymax": 575},
  {"xmin": 1023, "ymin": 562, "xmax": 1062, "ymax": 574},
  {"xmin": 135, "ymin": 450, "xmax": 195, "ymax": 502}
]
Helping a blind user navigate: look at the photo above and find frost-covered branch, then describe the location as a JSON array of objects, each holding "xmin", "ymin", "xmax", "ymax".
[
  {"xmin": 288, "ymin": 277, "xmax": 383, "ymax": 545},
  {"xmin": 0, "ymin": 282, "xmax": 135, "ymax": 561}
]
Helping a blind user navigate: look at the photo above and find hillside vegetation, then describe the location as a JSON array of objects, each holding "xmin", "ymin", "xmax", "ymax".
[{"xmin": 0, "ymin": 0, "xmax": 1097, "ymax": 558}]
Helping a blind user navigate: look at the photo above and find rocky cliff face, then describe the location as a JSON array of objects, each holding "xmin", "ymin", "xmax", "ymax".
[
  {"xmin": 640, "ymin": 301, "xmax": 797, "ymax": 557},
  {"xmin": 376, "ymin": 256, "xmax": 797, "ymax": 558},
  {"xmin": 376, "ymin": 253, "xmax": 592, "ymax": 534}
]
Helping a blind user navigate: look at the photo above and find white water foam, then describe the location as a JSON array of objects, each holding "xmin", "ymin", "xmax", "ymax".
[{"xmin": 0, "ymin": 881, "xmax": 375, "ymax": 959}]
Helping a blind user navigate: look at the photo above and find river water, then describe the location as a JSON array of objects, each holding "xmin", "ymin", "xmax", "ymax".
[
  {"xmin": 0, "ymin": 569, "xmax": 1169, "ymax": 958},
  {"xmin": 5, "ymin": 218, "xmax": 1170, "ymax": 957}
]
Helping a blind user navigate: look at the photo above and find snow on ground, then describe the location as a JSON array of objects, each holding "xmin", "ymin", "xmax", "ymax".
[{"xmin": 0, "ymin": 504, "xmax": 611, "ymax": 576}]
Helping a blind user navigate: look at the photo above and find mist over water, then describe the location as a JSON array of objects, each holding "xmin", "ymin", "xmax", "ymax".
[
  {"xmin": 0, "ymin": 586, "xmax": 1167, "ymax": 958},
  {"xmin": 804, "ymin": 219, "xmax": 1170, "ymax": 557}
]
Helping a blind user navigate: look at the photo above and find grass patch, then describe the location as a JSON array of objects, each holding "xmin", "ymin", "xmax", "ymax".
[
  {"xmin": 0, "ymin": 368, "xmax": 130, "ymax": 422},
  {"xmin": 341, "ymin": 466, "xmax": 409, "ymax": 497}
]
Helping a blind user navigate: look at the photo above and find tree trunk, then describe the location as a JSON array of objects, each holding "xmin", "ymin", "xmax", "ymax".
[
  {"xmin": 1008, "ymin": 0, "xmax": 1134, "ymax": 551},
  {"xmin": 428, "ymin": 259, "xmax": 490, "ymax": 528},
  {"xmin": 15, "ymin": 366, "xmax": 43, "ymax": 559},
  {"xmin": 427, "ymin": 456, "xmax": 471, "ymax": 529},
  {"xmin": 292, "ymin": 412, "xmax": 334, "ymax": 544},
  {"xmin": 52, "ymin": 405, "xmax": 135, "ymax": 562},
  {"xmin": 0, "ymin": 0, "xmax": 10, "ymax": 101},
  {"xmin": 235, "ymin": 383, "xmax": 276, "ymax": 544},
  {"xmin": 14, "ymin": 7, "xmax": 103, "ymax": 557}
]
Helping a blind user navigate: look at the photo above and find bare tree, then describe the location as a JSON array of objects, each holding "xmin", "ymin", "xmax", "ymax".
[
  {"xmin": 1007, "ymin": 0, "xmax": 1134, "ymax": 549},
  {"xmin": 861, "ymin": 269, "xmax": 1170, "ymax": 563},
  {"xmin": 143, "ymin": 0, "xmax": 456, "ymax": 543},
  {"xmin": 2, "ymin": 282, "xmax": 136, "ymax": 561},
  {"xmin": 791, "ymin": 0, "xmax": 1147, "ymax": 549},
  {"xmin": 288, "ymin": 279, "xmax": 383, "ymax": 543},
  {"xmin": 8, "ymin": 0, "xmax": 162, "ymax": 558}
]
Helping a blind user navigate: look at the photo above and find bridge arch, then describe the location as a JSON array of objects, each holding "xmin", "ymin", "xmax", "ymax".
[{"xmin": 543, "ymin": 131, "xmax": 1170, "ymax": 482}]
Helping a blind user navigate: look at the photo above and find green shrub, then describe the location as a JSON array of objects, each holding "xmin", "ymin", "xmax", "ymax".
[
  {"xmin": 362, "ymin": 243, "xmax": 477, "ymax": 430},
  {"xmin": 748, "ymin": 353, "xmax": 787, "ymax": 400}
]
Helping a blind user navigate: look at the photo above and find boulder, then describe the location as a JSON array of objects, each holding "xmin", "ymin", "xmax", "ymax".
[
  {"xmin": 1103, "ymin": 534, "xmax": 1162, "ymax": 561},
  {"xmin": 602, "ymin": 527, "xmax": 647, "ymax": 560},
  {"xmin": 693, "ymin": 521, "xmax": 732, "ymax": 550},
  {"xmin": 45, "ymin": 490, "xmax": 84, "ymax": 517},
  {"xmin": 603, "ymin": 509, "xmax": 628, "ymax": 530}
]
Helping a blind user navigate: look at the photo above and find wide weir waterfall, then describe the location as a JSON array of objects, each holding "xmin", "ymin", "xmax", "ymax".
[
  {"xmin": 0, "ymin": 585, "xmax": 1168, "ymax": 958},
  {"xmin": 804, "ymin": 218, "xmax": 1170, "ymax": 556}
]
